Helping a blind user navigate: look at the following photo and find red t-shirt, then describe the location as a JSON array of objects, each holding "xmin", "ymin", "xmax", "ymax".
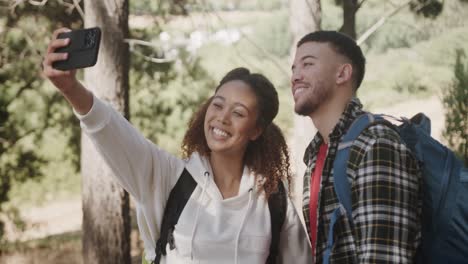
[{"xmin": 309, "ymin": 143, "xmax": 328, "ymax": 257}]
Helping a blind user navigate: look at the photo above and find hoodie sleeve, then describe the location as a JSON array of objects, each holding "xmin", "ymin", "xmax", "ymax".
[
  {"xmin": 75, "ymin": 94, "xmax": 185, "ymax": 203},
  {"xmin": 278, "ymin": 197, "xmax": 313, "ymax": 263}
]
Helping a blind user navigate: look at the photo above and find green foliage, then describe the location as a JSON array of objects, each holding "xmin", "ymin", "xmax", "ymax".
[
  {"xmin": 321, "ymin": 1, "xmax": 343, "ymax": 30},
  {"xmin": 358, "ymin": 25, "xmax": 467, "ymax": 108},
  {"xmin": 410, "ymin": 0, "xmax": 443, "ymax": 18},
  {"xmin": 328, "ymin": 0, "xmax": 445, "ymax": 42},
  {"xmin": 252, "ymin": 0, "xmax": 286, "ymax": 11},
  {"xmin": 0, "ymin": 22, "xmax": 45, "ymax": 226},
  {"xmin": 251, "ymin": 10, "xmax": 291, "ymax": 58},
  {"xmin": 130, "ymin": 0, "xmax": 193, "ymax": 16},
  {"xmin": 0, "ymin": 3, "xmax": 83, "ymax": 241},
  {"xmin": 129, "ymin": 28, "xmax": 215, "ymax": 155},
  {"xmin": 360, "ymin": 0, "xmax": 468, "ymax": 53},
  {"xmin": 1, "ymin": 0, "xmax": 466, "ymax": 249},
  {"xmin": 443, "ymin": 50, "xmax": 468, "ymax": 165},
  {"xmin": 195, "ymin": 0, "xmax": 285, "ymax": 11},
  {"xmin": 5, "ymin": 0, "xmax": 83, "ymax": 28}
]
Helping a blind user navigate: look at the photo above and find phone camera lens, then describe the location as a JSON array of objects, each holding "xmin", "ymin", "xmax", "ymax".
[{"xmin": 85, "ymin": 31, "xmax": 96, "ymax": 48}]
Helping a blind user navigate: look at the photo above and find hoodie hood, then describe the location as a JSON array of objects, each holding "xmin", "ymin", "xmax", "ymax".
[
  {"xmin": 184, "ymin": 152, "xmax": 258, "ymax": 201},
  {"xmin": 183, "ymin": 152, "xmax": 256, "ymax": 263}
]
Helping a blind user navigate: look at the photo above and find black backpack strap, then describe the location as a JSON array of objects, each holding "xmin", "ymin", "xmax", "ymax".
[
  {"xmin": 153, "ymin": 168, "xmax": 197, "ymax": 264},
  {"xmin": 266, "ymin": 181, "xmax": 287, "ymax": 264}
]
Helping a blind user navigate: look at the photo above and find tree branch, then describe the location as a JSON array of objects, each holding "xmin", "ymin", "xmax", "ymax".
[
  {"xmin": 28, "ymin": 0, "xmax": 47, "ymax": 6},
  {"xmin": 123, "ymin": 38, "xmax": 177, "ymax": 63},
  {"xmin": 201, "ymin": 0, "xmax": 289, "ymax": 76},
  {"xmin": 131, "ymin": 50, "xmax": 176, "ymax": 63},
  {"xmin": 357, "ymin": 0, "xmax": 367, "ymax": 10},
  {"xmin": 411, "ymin": 0, "xmax": 436, "ymax": 12},
  {"xmin": 71, "ymin": 0, "xmax": 84, "ymax": 20},
  {"xmin": 56, "ymin": 0, "xmax": 83, "ymax": 19},
  {"xmin": 357, "ymin": 0, "xmax": 412, "ymax": 45}
]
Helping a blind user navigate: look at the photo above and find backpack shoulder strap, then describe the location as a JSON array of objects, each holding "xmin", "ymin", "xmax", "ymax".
[
  {"xmin": 333, "ymin": 113, "xmax": 380, "ymax": 222},
  {"xmin": 266, "ymin": 180, "xmax": 287, "ymax": 264},
  {"xmin": 154, "ymin": 171, "xmax": 287, "ymax": 264},
  {"xmin": 324, "ymin": 113, "xmax": 386, "ymax": 264},
  {"xmin": 153, "ymin": 168, "xmax": 197, "ymax": 264}
]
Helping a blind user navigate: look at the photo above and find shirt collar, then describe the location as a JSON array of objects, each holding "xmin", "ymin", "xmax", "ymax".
[{"xmin": 303, "ymin": 97, "xmax": 364, "ymax": 164}]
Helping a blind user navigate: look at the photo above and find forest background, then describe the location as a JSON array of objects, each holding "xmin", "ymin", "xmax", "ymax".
[{"xmin": 0, "ymin": 0, "xmax": 467, "ymax": 263}]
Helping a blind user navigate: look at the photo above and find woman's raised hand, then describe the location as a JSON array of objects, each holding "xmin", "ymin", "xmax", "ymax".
[
  {"xmin": 42, "ymin": 28, "xmax": 93, "ymax": 115},
  {"xmin": 42, "ymin": 28, "xmax": 80, "ymax": 93}
]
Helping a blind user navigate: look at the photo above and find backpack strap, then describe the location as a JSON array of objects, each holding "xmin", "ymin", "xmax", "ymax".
[
  {"xmin": 153, "ymin": 168, "xmax": 197, "ymax": 264},
  {"xmin": 323, "ymin": 113, "xmax": 387, "ymax": 264},
  {"xmin": 266, "ymin": 180, "xmax": 287, "ymax": 264},
  {"xmin": 153, "ymin": 170, "xmax": 287, "ymax": 264},
  {"xmin": 334, "ymin": 113, "xmax": 379, "ymax": 222}
]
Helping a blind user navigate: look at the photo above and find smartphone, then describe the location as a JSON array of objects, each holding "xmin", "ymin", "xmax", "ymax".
[{"xmin": 52, "ymin": 27, "xmax": 101, "ymax": 71}]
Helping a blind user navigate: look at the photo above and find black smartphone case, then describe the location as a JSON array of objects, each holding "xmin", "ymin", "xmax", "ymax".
[{"xmin": 52, "ymin": 27, "xmax": 101, "ymax": 71}]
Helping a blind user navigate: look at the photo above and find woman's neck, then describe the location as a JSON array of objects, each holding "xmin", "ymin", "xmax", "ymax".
[{"xmin": 209, "ymin": 152, "xmax": 244, "ymax": 199}]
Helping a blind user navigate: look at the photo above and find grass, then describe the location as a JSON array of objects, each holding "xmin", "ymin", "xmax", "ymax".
[
  {"xmin": 0, "ymin": 229, "xmax": 143, "ymax": 264},
  {"xmin": 0, "ymin": 231, "xmax": 82, "ymax": 264}
]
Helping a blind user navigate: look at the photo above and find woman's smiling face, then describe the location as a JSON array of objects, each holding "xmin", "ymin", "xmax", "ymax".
[{"xmin": 204, "ymin": 80, "xmax": 262, "ymax": 157}]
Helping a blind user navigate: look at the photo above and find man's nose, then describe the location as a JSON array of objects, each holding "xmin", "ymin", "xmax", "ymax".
[{"xmin": 291, "ymin": 69, "xmax": 304, "ymax": 85}]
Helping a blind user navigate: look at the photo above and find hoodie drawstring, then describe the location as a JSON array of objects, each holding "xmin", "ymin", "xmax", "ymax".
[
  {"xmin": 234, "ymin": 188, "xmax": 253, "ymax": 264},
  {"xmin": 189, "ymin": 171, "xmax": 210, "ymax": 260}
]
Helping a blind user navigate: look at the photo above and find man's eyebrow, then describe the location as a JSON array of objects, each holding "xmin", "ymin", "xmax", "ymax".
[
  {"xmin": 301, "ymin": 55, "xmax": 318, "ymax": 61},
  {"xmin": 292, "ymin": 55, "xmax": 318, "ymax": 70}
]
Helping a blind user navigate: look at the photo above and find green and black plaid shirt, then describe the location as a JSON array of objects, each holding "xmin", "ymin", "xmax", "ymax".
[{"xmin": 302, "ymin": 98, "xmax": 422, "ymax": 263}]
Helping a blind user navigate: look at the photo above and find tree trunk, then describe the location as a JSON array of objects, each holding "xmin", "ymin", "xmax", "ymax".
[
  {"xmin": 82, "ymin": 1, "xmax": 131, "ymax": 264},
  {"xmin": 340, "ymin": 0, "xmax": 358, "ymax": 39},
  {"xmin": 289, "ymin": 0, "xmax": 321, "ymax": 212}
]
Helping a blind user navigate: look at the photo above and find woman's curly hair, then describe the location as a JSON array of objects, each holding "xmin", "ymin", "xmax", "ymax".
[{"xmin": 181, "ymin": 67, "xmax": 292, "ymax": 197}]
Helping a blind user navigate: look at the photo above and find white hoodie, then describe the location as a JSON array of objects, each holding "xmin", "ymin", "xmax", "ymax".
[{"xmin": 76, "ymin": 95, "xmax": 312, "ymax": 264}]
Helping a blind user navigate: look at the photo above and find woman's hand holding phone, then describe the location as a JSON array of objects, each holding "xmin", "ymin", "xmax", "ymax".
[{"xmin": 42, "ymin": 28, "xmax": 93, "ymax": 115}]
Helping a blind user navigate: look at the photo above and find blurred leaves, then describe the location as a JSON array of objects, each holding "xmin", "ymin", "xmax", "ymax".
[
  {"xmin": 130, "ymin": 0, "xmax": 193, "ymax": 16},
  {"xmin": 409, "ymin": 0, "xmax": 443, "ymax": 18},
  {"xmin": 0, "ymin": 1, "xmax": 83, "ymax": 240},
  {"xmin": 129, "ymin": 28, "xmax": 214, "ymax": 154},
  {"xmin": 0, "ymin": 0, "xmax": 216, "ymax": 243},
  {"xmin": 443, "ymin": 50, "xmax": 468, "ymax": 165}
]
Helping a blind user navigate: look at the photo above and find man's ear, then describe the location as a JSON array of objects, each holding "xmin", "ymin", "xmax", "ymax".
[{"xmin": 336, "ymin": 63, "xmax": 353, "ymax": 85}]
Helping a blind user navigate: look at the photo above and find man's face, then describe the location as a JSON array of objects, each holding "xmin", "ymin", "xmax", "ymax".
[{"xmin": 291, "ymin": 42, "xmax": 340, "ymax": 116}]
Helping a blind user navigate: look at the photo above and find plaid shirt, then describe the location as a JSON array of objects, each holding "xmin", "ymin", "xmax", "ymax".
[{"xmin": 302, "ymin": 98, "xmax": 422, "ymax": 263}]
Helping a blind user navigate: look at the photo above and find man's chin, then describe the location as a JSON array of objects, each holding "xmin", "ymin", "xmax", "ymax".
[{"xmin": 294, "ymin": 104, "xmax": 315, "ymax": 116}]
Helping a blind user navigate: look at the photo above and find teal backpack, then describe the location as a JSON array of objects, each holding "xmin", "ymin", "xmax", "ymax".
[{"xmin": 325, "ymin": 113, "xmax": 468, "ymax": 264}]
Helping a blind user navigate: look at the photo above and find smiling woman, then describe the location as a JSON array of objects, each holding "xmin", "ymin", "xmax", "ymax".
[
  {"xmin": 182, "ymin": 68, "xmax": 292, "ymax": 199},
  {"xmin": 42, "ymin": 29, "xmax": 312, "ymax": 263}
]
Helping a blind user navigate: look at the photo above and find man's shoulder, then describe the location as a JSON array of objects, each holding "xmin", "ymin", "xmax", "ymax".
[
  {"xmin": 344, "ymin": 120, "xmax": 415, "ymax": 170},
  {"xmin": 350, "ymin": 121, "xmax": 402, "ymax": 152}
]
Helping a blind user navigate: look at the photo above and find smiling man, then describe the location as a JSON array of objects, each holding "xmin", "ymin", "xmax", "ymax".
[{"xmin": 291, "ymin": 31, "xmax": 422, "ymax": 263}]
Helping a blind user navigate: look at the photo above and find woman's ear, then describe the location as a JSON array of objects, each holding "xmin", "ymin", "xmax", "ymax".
[
  {"xmin": 250, "ymin": 126, "xmax": 263, "ymax": 141},
  {"xmin": 336, "ymin": 63, "xmax": 353, "ymax": 85}
]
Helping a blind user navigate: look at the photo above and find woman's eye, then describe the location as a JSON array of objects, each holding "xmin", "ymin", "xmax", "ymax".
[
  {"xmin": 213, "ymin": 103, "xmax": 222, "ymax": 109},
  {"xmin": 233, "ymin": 111, "xmax": 244, "ymax": 117}
]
